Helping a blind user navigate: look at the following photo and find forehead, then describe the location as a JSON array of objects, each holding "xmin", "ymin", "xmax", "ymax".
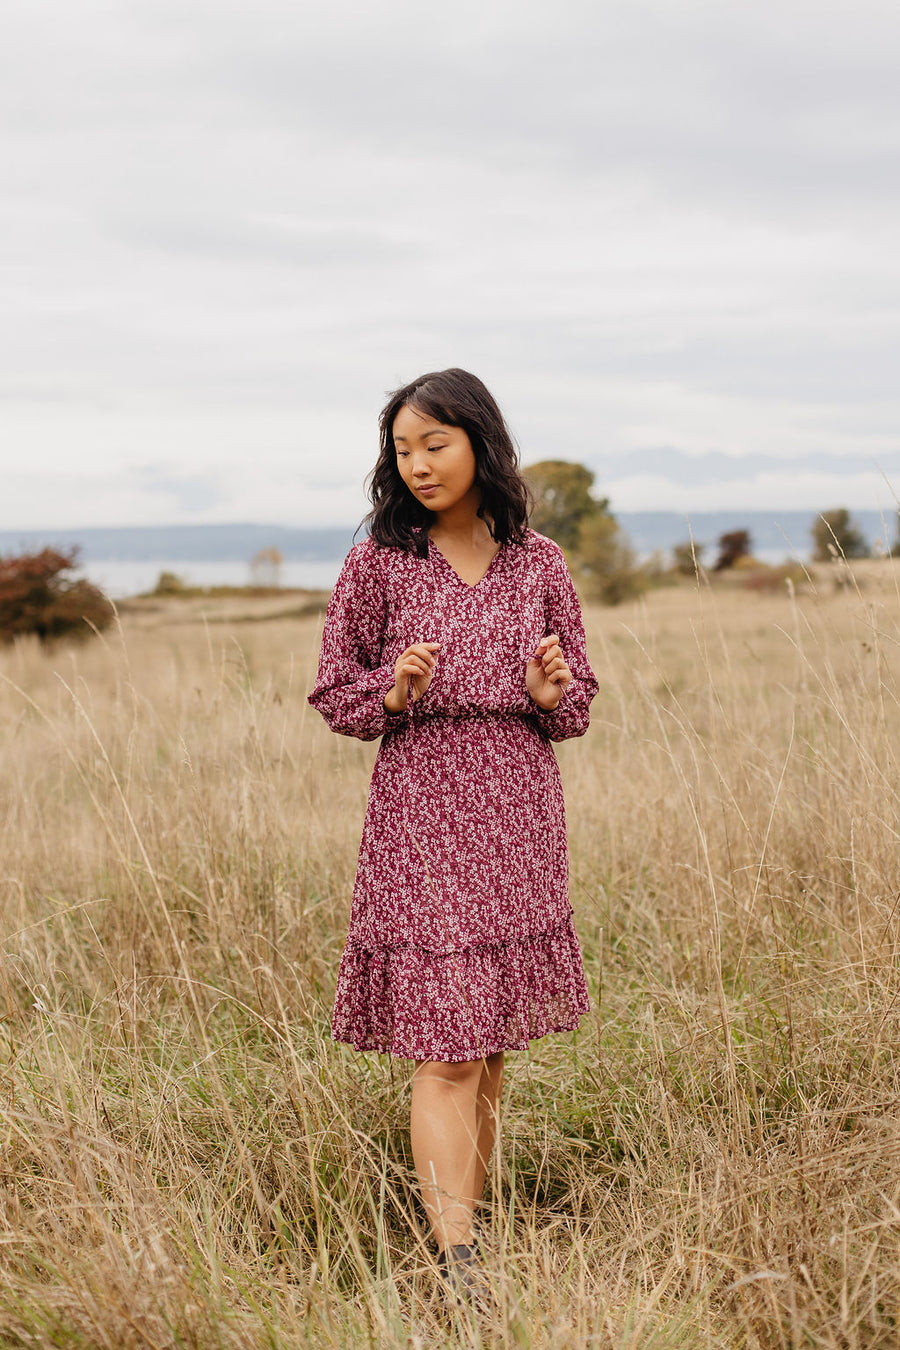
[{"xmin": 392, "ymin": 403, "xmax": 454, "ymax": 442}]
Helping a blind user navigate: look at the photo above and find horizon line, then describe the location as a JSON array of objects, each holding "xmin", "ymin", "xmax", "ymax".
[{"xmin": 2, "ymin": 506, "xmax": 898, "ymax": 536}]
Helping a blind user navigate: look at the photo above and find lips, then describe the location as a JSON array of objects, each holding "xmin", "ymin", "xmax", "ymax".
[{"xmin": 417, "ymin": 484, "xmax": 440, "ymax": 497}]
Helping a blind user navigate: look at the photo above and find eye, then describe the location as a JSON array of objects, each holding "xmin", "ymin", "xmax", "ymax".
[
  {"xmin": 428, "ymin": 445, "xmax": 446, "ymax": 453},
  {"xmin": 396, "ymin": 450, "xmax": 409, "ymax": 458}
]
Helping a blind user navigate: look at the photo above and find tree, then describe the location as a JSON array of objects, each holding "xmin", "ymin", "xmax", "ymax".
[
  {"xmin": 713, "ymin": 530, "xmax": 752, "ymax": 571},
  {"xmin": 811, "ymin": 509, "xmax": 870, "ymax": 562},
  {"xmin": 672, "ymin": 540, "xmax": 706, "ymax": 576},
  {"xmin": 0, "ymin": 548, "xmax": 113, "ymax": 643},
  {"xmin": 523, "ymin": 457, "xmax": 648, "ymax": 603},
  {"xmin": 523, "ymin": 460, "xmax": 599, "ymax": 553},
  {"xmin": 250, "ymin": 546, "xmax": 283, "ymax": 588},
  {"xmin": 575, "ymin": 510, "xmax": 648, "ymax": 605}
]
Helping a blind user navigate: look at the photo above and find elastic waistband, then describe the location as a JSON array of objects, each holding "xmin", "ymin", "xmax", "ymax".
[{"xmin": 395, "ymin": 707, "xmax": 533, "ymax": 729}]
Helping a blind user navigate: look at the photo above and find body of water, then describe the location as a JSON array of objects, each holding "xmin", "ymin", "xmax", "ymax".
[
  {"xmin": 81, "ymin": 549, "xmax": 808, "ymax": 600},
  {"xmin": 79, "ymin": 558, "xmax": 344, "ymax": 599}
]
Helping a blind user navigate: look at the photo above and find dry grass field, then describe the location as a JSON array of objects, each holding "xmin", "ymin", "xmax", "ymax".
[{"xmin": 2, "ymin": 559, "xmax": 900, "ymax": 1348}]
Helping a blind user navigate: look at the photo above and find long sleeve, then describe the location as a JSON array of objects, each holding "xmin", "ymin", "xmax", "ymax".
[
  {"xmin": 308, "ymin": 541, "xmax": 403, "ymax": 741},
  {"xmin": 530, "ymin": 546, "xmax": 598, "ymax": 742}
]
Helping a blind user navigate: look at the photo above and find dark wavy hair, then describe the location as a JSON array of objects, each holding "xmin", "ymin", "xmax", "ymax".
[{"xmin": 363, "ymin": 368, "xmax": 531, "ymax": 556}]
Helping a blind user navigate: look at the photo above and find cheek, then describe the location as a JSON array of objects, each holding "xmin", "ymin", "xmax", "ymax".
[{"xmin": 456, "ymin": 449, "xmax": 477, "ymax": 489}]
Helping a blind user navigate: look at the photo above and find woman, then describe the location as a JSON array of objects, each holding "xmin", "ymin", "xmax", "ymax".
[{"xmin": 308, "ymin": 367, "xmax": 598, "ymax": 1302}]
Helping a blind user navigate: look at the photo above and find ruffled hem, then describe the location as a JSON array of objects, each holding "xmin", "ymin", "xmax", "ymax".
[{"xmin": 330, "ymin": 912, "xmax": 591, "ymax": 1061}]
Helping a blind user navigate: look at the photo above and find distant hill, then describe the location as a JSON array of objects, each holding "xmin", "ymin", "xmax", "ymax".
[
  {"xmin": 615, "ymin": 510, "xmax": 898, "ymax": 559},
  {"xmin": 1, "ymin": 510, "xmax": 896, "ymax": 564},
  {"xmin": 0, "ymin": 523, "xmax": 357, "ymax": 562}
]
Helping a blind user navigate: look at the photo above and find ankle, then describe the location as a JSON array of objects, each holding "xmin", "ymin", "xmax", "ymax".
[
  {"xmin": 437, "ymin": 1239, "xmax": 480, "ymax": 1264},
  {"xmin": 437, "ymin": 1234, "xmax": 476, "ymax": 1255}
]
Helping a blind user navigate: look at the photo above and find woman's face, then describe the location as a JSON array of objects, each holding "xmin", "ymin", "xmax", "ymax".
[{"xmin": 392, "ymin": 403, "xmax": 480, "ymax": 516}]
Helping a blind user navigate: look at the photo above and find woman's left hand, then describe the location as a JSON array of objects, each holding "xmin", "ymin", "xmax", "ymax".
[{"xmin": 526, "ymin": 634, "xmax": 572, "ymax": 711}]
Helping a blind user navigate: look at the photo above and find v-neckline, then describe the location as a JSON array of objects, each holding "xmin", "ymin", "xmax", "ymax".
[{"xmin": 428, "ymin": 535, "xmax": 504, "ymax": 590}]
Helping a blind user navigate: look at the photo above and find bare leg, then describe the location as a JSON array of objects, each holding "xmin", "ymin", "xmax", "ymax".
[
  {"xmin": 411, "ymin": 1057, "xmax": 494, "ymax": 1252},
  {"xmin": 472, "ymin": 1051, "xmax": 504, "ymax": 1203}
]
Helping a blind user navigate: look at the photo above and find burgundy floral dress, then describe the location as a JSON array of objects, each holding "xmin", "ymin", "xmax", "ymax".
[{"xmin": 308, "ymin": 528, "xmax": 598, "ymax": 1062}]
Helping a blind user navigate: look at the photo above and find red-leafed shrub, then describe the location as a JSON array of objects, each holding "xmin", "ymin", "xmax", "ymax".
[{"xmin": 0, "ymin": 548, "xmax": 114, "ymax": 644}]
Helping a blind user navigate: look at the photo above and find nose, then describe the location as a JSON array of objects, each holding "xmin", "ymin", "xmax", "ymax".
[{"xmin": 410, "ymin": 455, "xmax": 431, "ymax": 479}]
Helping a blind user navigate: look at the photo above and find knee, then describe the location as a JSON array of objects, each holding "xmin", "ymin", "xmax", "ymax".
[{"xmin": 414, "ymin": 1058, "xmax": 484, "ymax": 1091}]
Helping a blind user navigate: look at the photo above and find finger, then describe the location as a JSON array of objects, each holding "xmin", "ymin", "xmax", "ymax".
[
  {"xmin": 403, "ymin": 650, "xmax": 437, "ymax": 670},
  {"xmin": 401, "ymin": 658, "xmax": 433, "ymax": 678},
  {"xmin": 541, "ymin": 648, "xmax": 563, "ymax": 667},
  {"xmin": 549, "ymin": 667, "xmax": 572, "ymax": 685},
  {"xmin": 537, "ymin": 634, "xmax": 560, "ymax": 652},
  {"xmin": 407, "ymin": 656, "xmax": 436, "ymax": 673},
  {"xmin": 409, "ymin": 643, "xmax": 440, "ymax": 662}
]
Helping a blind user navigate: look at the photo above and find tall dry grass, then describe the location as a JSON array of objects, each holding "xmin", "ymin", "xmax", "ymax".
[{"xmin": 2, "ymin": 563, "xmax": 900, "ymax": 1347}]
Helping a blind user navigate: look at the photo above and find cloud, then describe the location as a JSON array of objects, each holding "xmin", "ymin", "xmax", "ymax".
[
  {"xmin": 603, "ymin": 467, "xmax": 900, "ymax": 515},
  {"xmin": 585, "ymin": 447, "xmax": 900, "ymax": 489},
  {"xmin": 134, "ymin": 465, "xmax": 227, "ymax": 514},
  {"xmin": 106, "ymin": 210, "xmax": 425, "ymax": 270},
  {"xmin": 2, "ymin": 0, "xmax": 900, "ymax": 527}
]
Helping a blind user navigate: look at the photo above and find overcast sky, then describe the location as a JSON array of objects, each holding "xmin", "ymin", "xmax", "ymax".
[{"xmin": 3, "ymin": 0, "xmax": 900, "ymax": 529}]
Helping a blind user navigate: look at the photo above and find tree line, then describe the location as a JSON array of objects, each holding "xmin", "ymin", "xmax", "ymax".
[
  {"xmin": 0, "ymin": 474, "xmax": 896, "ymax": 644},
  {"xmin": 524, "ymin": 461, "xmax": 898, "ymax": 601}
]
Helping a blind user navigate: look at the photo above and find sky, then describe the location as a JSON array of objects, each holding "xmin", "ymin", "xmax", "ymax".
[{"xmin": 3, "ymin": 0, "xmax": 900, "ymax": 530}]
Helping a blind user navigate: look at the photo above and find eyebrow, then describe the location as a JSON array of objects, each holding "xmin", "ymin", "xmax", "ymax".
[{"xmin": 393, "ymin": 426, "xmax": 451, "ymax": 444}]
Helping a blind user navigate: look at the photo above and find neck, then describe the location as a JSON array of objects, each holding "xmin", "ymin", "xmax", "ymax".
[{"xmin": 428, "ymin": 488, "xmax": 493, "ymax": 544}]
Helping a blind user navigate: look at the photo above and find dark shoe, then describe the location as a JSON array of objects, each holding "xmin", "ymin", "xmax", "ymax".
[{"xmin": 436, "ymin": 1241, "xmax": 494, "ymax": 1313}]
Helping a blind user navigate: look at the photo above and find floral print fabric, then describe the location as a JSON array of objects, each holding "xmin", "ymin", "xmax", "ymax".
[{"xmin": 308, "ymin": 529, "xmax": 598, "ymax": 1061}]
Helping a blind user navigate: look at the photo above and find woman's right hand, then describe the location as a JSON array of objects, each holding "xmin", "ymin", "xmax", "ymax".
[{"xmin": 383, "ymin": 643, "xmax": 440, "ymax": 713}]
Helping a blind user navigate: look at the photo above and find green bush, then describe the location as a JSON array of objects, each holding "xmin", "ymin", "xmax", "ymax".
[
  {"xmin": 153, "ymin": 570, "xmax": 187, "ymax": 596},
  {"xmin": 574, "ymin": 511, "xmax": 650, "ymax": 605},
  {"xmin": 812, "ymin": 509, "xmax": 870, "ymax": 561},
  {"xmin": 672, "ymin": 540, "xmax": 706, "ymax": 576}
]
